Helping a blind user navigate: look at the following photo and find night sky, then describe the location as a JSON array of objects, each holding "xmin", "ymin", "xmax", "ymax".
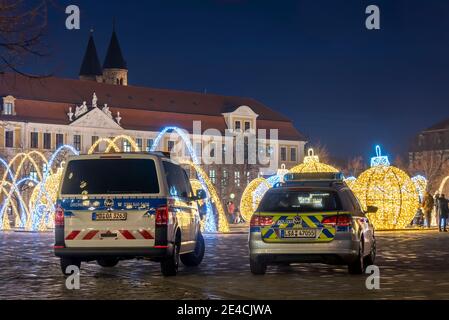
[{"xmin": 22, "ymin": 0, "xmax": 449, "ymax": 161}]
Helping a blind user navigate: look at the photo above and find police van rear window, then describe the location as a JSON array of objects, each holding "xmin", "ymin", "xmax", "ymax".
[
  {"xmin": 258, "ymin": 190, "xmax": 342, "ymax": 213},
  {"xmin": 61, "ymin": 159, "xmax": 159, "ymax": 195}
]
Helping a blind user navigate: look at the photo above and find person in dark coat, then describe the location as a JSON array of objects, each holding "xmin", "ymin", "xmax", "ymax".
[
  {"xmin": 422, "ymin": 192, "xmax": 434, "ymax": 228},
  {"xmin": 437, "ymin": 194, "xmax": 449, "ymax": 232}
]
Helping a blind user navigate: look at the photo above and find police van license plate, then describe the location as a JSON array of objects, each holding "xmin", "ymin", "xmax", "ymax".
[
  {"xmin": 282, "ymin": 229, "xmax": 317, "ymax": 239},
  {"xmin": 93, "ymin": 212, "xmax": 127, "ymax": 221}
]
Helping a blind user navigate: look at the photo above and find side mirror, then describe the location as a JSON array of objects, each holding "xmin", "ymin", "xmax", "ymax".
[
  {"xmin": 195, "ymin": 189, "xmax": 207, "ymax": 200},
  {"xmin": 366, "ymin": 205, "xmax": 378, "ymax": 214}
]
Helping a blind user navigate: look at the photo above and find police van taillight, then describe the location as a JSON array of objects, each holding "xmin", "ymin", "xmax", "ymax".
[
  {"xmin": 55, "ymin": 205, "xmax": 65, "ymax": 226},
  {"xmin": 156, "ymin": 206, "xmax": 169, "ymax": 226}
]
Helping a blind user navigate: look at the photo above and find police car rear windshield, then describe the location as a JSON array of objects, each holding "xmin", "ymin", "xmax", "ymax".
[
  {"xmin": 61, "ymin": 159, "xmax": 159, "ymax": 195},
  {"xmin": 258, "ymin": 190, "xmax": 342, "ymax": 213}
]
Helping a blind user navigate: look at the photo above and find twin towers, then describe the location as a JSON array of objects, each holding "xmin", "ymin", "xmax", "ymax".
[{"xmin": 79, "ymin": 26, "xmax": 128, "ymax": 86}]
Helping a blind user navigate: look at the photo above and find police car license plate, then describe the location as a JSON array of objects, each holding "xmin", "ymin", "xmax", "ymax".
[
  {"xmin": 93, "ymin": 212, "xmax": 127, "ymax": 221},
  {"xmin": 282, "ymin": 229, "xmax": 317, "ymax": 239}
]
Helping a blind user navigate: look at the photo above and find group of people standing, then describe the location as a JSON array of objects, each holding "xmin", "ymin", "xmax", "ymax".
[
  {"xmin": 226, "ymin": 201, "xmax": 244, "ymax": 224},
  {"xmin": 421, "ymin": 192, "xmax": 449, "ymax": 232}
]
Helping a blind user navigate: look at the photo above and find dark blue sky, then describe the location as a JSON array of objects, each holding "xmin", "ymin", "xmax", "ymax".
[{"xmin": 25, "ymin": 0, "xmax": 449, "ymax": 160}]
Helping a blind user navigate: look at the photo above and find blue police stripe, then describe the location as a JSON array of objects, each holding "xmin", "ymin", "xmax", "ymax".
[
  {"xmin": 264, "ymin": 229, "xmax": 274, "ymax": 238},
  {"xmin": 322, "ymin": 228, "xmax": 334, "ymax": 238}
]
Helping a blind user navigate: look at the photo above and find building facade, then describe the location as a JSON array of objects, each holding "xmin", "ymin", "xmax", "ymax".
[{"xmin": 0, "ymin": 28, "xmax": 307, "ymax": 206}]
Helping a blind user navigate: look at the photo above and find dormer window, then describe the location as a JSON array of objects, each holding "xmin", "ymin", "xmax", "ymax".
[
  {"xmin": 235, "ymin": 121, "xmax": 241, "ymax": 131},
  {"xmin": 2, "ymin": 96, "xmax": 16, "ymax": 115}
]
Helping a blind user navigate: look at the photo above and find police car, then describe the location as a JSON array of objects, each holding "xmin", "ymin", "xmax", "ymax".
[
  {"xmin": 54, "ymin": 152, "xmax": 206, "ymax": 277},
  {"xmin": 249, "ymin": 172, "xmax": 377, "ymax": 275}
]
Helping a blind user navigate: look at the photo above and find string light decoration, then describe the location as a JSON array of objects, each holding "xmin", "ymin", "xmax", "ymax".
[
  {"xmin": 344, "ymin": 176, "xmax": 357, "ymax": 190},
  {"xmin": 240, "ymin": 178, "xmax": 271, "ymax": 221},
  {"xmin": 290, "ymin": 148, "xmax": 339, "ymax": 174},
  {"xmin": 351, "ymin": 146, "xmax": 419, "ymax": 230},
  {"xmin": 411, "ymin": 175, "xmax": 428, "ymax": 202}
]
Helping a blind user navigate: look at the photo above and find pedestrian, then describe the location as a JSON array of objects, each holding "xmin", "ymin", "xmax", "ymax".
[
  {"xmin": 227, "ymin": 201, "xmax": 235, "ymax": 224},
  {"xmin": 422, "ymin": 192, "xmax": 434, "ymax": 228},
  {"xmin": 437, "ymin": 194, "xmax": 449, "ymax": 232},
  {"xmin": 234, "ymin": 207, "xmax": 242, "ymax": 224}
]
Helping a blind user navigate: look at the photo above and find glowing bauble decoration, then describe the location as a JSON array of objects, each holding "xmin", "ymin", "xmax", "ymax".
[
  {"xmin": 290, "ymin": 149, "xmax": 339, "ymax": 174},
  {"xmin": 352, "ymin": 146, "xmax": 419, "ymax": 230}
]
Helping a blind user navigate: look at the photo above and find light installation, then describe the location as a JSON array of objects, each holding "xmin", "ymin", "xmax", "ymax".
[
  {"xmin": 351, "ymin": 146, "xmax": 419, "ymax": 230},
  {"xmin": 344, "ymin": 176, "xmax": 357, "ymax": 190},
  {"xmin": 150, "ymin": 126, "xmax": 229, "ymax": 233},
  {"xmin": 0, "ymin": 145, "xmax": 79, "ymax": 231},
  {"xmin": 240, "ymin": 177, "xmax": 271, "ymax": 222},
  {"xmin": 290, "ymin": 148, "xmax": 339, "ymax": 174},
  {"xmin": 411, "ymin": 175, "xmax": 428, "ymax": 202}
]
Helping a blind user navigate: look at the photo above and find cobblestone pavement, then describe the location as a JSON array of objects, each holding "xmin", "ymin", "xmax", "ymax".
[{"xmin": 0, "ymin": 230, "xmax": 448, "ymax": 300}]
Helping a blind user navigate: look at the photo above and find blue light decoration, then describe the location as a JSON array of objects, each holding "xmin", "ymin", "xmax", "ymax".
[
  {"xmin": 150, "ymin": 126, "xmax": 218, "ymax": 232},
  {"xmin": 370, "ymin": 145, "xmax": 390, "ymax": 167}
]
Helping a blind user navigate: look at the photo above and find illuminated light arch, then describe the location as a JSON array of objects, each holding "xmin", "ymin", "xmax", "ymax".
[
  {"xmin": 437, "ymin": 176, "xmax": 449, "ymax": 196},
  {"xmin": 105, "ymin": 135, "xmax": 140, "ymax": 153},
  {"xmin": 290, "ymin": 148, "xmax": 339, "ymax": 174},
  {"xmin": 351, "ymin": 146, "xmax": 419, "ymax": 230},
  {"xmin": 88, "ymin": 138, "xmax": 119, "ymax": 154},
  {"xmin": 181, "ymin": 160, "xmax": 229, "ymax": 233},
  {"xmin": 150, "ymin": 126, "xmax": 227, "ymax": 232},
  {"xmin": 411, "ymin": 175, "xmax": 428, "ymax": 201},
  {"xmin": 240, "ymin": 178, "xmax": 271, "ymax": 222}
]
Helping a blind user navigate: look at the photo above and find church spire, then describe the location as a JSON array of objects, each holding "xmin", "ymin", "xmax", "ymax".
[
  {"xmin": 79, "ymin": 30, "xmax": 103, "ymax": 82},
  {"xmin": 102, "ymin": 21, "xmax": 128, "ymax": 85}
]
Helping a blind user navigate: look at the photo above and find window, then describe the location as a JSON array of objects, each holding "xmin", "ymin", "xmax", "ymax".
[
  {"xmin": 209, "ymin": 170, "xmax": 216, "ymax": 184},
  {"xmin": 3, "ymin": 102, "xmax": 13, "ymax": 115},
  {"xmin": 244, "ymin": 121, "xmax": 251, "ymax": 131},
  {"xmin": 168, "ymin": 141, "xmax": 175, "ymax": 153},
  {"xmin": 123, "ymin": 140, "xmax": 131, "ymax": 152},
  {"xmin": 280, "ymin": 147, "xmax": 287, "ymax": 162},
  {"xmin": 221, "ymin": 169, "xmax": 228, "ymax": 187},
  {"xmin": 234, "ymin": 171, "xmax": 241, "ymax": 187},
  {"xmin": 5, "ymin": 131, "xmax": 13, "ymax": 148},
  {"xmin": 146, "ymin": 139, "xmax": 154, "ymax": 152},
  {"xmin": 258, "ymin": 190, "xmax": 343, "ymax": 213},
  {"xmin": 91, "ymin": 136, "xmax": 99, "ymax": 153},
  {"xmin": 136, "ymin": 138, "xmax": 143, "ymax": 151},
  {"xmin": 30, "ymin": 132, "xmax": 39, "ymax": 149},
  {"xmin": 73, "ymin": 135, "xmax": 81, "ymax": 151},
  {"xmin": 290, "ymin": 147, "xmax": 297, "ymax": 162},
  {"xmin": 61, "ymin": 159, "xmax": 160, "ymax": 195},
  {"xmin": 43, "ymin": 133, "xmax": 51, "ymax": 150},
  {"xmin": 56, "ymin": 134, "xmax": 64, "ymax": 148},
  {"xmin": 163, "ymin": 161, "xmax": 192, "ymax": 198},
  {"xmin": 235, "ymin": 121, "xmax": 241, "ymax": 131},
  {"xmin": 30, "ymin": 168, "xmax": 38, "ymax": 181}
]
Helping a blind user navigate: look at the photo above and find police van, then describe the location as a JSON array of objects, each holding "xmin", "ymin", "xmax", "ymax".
[
  {"xmin": 249, "ymin": 172, "xmax": 377, "ymax": 275},
  {"xmin": 54, "ymin": 152, "xmax": 206, "ymax": 276}
]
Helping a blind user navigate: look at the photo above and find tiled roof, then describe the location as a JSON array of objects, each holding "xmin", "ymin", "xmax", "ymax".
[{"xmin": 0, "ymin": 73, "xmax": 306, "ymax": 141}]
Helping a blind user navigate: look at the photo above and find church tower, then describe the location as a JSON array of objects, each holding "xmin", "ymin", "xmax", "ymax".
[
  {"xmin": 79, "ymin": 31, "xmax": 103, "ymax": 82},
  {"xmin": 102, "ymin": 23, "xmax": 128, "ymax": 86}
]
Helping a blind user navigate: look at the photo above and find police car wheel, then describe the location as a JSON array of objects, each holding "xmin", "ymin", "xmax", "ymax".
[
  {"xmin": 348, "ymin": 240, "xmax": 365, "ymax": 275},
  {"xmin": 60, "ymin": 258, "xmax": 81, "ymax": 276},
  {"xmin": 364, "ymin": 239, "xmax": 376, "ymax": 266},
  {"xmin": 97, "ymin": 258, "xmax": 119, "ymax": 268},
  {"xmin": 250, "ymin": 256, "xmax": 267, "ymax": 275},
  {"xmin": 161, "ymin": 241, "xmax": 180, "ymax": 276},
  {"xmin": 180, "ymin": 232, "xmax": 205, "ymax": 267}
]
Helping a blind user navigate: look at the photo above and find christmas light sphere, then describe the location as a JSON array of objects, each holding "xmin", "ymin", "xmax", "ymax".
[
  {"xmin": 412, "ymin": 175, "xmax": 428, "ymax": 201},
  {"xmin": 290, "ymin": 148, "xmax": 339, "ymax": 174},
  {"xmin": 344, "ymin": 176, "xmax": 357, "ymax": 190},
  {"xmin": 352, "ymin": 146, "xmax": 419, "ymax": 230}
]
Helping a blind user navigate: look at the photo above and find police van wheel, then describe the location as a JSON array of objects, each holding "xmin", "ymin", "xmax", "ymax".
[
  {"xmin": 348, "ymin": 240, "xmax": 365, "ymax": 275},
  {"xmin": 161, "ymin": 241, "xmax": 180, "ymax": 277},
  {"xmin": 97, "ymin": 258, "xmax": 119, "ymax": 268},
  {"xmin": 181, "ymin": 232, "xmax": 205, "ymax": 267},
  {"xmin": 60, "ymin": 258, "xmax": 81, "ymax": 276},
  {"xmin": 250, "ymin": 256, "xmax": 267, "ymax": 275}
]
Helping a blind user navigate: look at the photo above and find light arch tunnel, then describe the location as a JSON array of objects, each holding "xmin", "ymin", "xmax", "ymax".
[{"xmin": 0, "ymin": 129, "xmax": 229, "ymax": 233}]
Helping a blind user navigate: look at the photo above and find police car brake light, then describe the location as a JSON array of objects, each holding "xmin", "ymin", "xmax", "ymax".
[
  {"xmin": 156, "ymin": 205, "xmax": 169, "ymax": 226},
  {"xmin": 322, "ymin": 214, "xmax": 352, "ymax": 227},
  {"xmin": 55, "ymin": 205, "xmax": 64, "ymax": 226},
  {"xmin": 250, "ymin": 215, "xmax": 273, "ymax": 227}
]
